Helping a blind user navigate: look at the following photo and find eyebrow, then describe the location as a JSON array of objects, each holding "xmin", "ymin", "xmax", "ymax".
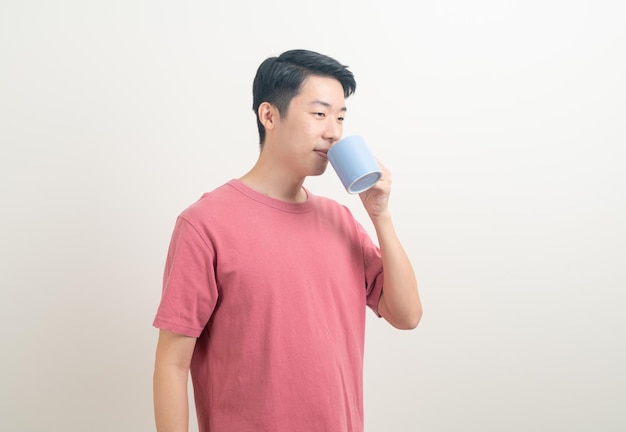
[{"xmin": 309, "ymin": 100, "xmax": 347, "ymax": 112}]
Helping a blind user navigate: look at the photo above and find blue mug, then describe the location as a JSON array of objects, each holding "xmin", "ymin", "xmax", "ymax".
[{"xmin": 328, "ymin": 135, "xmax": 382, "ymax": 194}]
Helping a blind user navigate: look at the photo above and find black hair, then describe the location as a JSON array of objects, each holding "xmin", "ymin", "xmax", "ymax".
[{"xmin": 252, "ymin": 49, "xmax": 356, "ymax": 147}]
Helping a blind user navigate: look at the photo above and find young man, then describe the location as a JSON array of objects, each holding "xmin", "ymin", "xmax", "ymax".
[{"xmin": 153, "ymin": 49, "xmax": 422, "ymax": 432}]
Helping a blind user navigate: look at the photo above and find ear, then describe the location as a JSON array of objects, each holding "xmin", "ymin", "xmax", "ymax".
[{"xmin": 258, "ymin": 102, "xmax": 279, "ymax": 131}]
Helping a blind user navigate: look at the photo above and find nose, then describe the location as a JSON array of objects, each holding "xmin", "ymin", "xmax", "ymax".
[{"xmin": 323, "ymin": 118, "xmax": 342, "ymax": 143}]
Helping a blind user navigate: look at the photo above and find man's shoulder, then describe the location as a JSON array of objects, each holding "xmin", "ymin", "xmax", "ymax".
[
  {"xmin": 309, "ymin": 191, "xmax": 353, "ymax": 216},
  {"xmin": 179, "ymin": 180, "xmax": 239, "ymax": 220}
]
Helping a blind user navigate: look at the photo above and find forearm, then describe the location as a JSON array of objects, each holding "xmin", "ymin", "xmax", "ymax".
[
  {"xmin": 153, "ymin": 364, "xmax": 190, "ymax": 432},
  {"xmin": 372, "ymin": 211, "xmax": 422, "ymax": 329}
]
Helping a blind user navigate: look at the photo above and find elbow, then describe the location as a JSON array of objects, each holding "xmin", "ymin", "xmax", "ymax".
[
  {"xmin": 402, "ymin": 309, "xmax": 423, "ymax": 330},
  {"xmin": 379, "ymin": 292, "xmax": 423, "ymax": 330},
  {"xmin": 391, "ymin": 306, "xmax": 423, "ymax": 330}
]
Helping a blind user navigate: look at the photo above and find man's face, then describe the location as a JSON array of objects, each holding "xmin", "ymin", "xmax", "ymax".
[{"xmin": 272, "ymin": 75, "xmax": 347, "ymax": 178}]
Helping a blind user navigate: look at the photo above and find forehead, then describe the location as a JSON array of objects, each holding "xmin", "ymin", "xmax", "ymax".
[{"xmin": 296, "ymin": 75, "xmax": 346, "ymax": 106}]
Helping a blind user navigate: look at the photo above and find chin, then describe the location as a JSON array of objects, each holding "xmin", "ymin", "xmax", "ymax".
[
  {"xmin": 312, "ymin": 159, "xmax": 328, "ymax": 176},
  {"xmin": 311, "ymin": 166, "xmax": 329, "ymax": 177}
]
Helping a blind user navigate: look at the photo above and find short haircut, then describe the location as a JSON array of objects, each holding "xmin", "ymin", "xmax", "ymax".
[{"xmin": 252, "ymin": 49, "xmax": 357, "ymax": 147}]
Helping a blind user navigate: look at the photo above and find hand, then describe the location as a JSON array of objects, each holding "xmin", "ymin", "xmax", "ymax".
[{"xmin": 359, "ymin": 159, "xmax": 391, "ymax": 220}]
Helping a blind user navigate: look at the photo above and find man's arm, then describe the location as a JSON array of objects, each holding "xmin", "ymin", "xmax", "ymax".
[
  {"xmin": 153, "ymin": 329, "xmax": 197, "ymax": 432},
  {"xmin": 360, "ymin": 162, "xmax": 422, "ymax": 330}
]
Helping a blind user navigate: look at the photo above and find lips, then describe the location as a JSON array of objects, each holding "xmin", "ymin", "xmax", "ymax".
[{"xmin": 315, "ymin": 149, "xmax": 329, "ymax": 159}]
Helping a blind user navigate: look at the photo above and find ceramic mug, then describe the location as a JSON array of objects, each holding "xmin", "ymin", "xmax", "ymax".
[{"xmin": 328, "ymin": 135, "xmax": 382, "ymax": 194}]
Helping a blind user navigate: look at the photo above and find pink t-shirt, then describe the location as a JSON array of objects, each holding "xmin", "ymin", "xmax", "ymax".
[{"xmin": 154, "ymin": 179, "xmax": 383, "ymax": 432}]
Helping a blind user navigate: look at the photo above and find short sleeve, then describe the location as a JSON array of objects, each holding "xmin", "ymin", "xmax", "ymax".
[
  {"xmin": 153, "ymin": 216, "xmax": 219, "ymax": 337},
  {"xmin": 357, "ymin": 222, "xmax": 384, "ymax": 317}
]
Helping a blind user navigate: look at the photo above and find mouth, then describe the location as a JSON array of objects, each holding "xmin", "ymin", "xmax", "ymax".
[{"xmin": 314, "ymin": 149, "xmax": 329, "ymax": 159}]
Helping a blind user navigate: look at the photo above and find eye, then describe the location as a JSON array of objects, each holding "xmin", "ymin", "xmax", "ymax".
[
  {"xmin": 314, "ymin": 112, "xmax": 326, "ymax": 118},
  {"xmin": 338, "ymin": 116, "xmax": 345, "ymax": 122}
]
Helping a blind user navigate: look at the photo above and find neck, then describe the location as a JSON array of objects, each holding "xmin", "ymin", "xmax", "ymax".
[{"xmin": 239, "ymin": 162, "xmax": 307, "ymax": 204}]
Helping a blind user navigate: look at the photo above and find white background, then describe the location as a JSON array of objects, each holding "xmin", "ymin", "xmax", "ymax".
[{"xmin": 1, "ymin": 1, "xmax": 625, "ymax": 431}]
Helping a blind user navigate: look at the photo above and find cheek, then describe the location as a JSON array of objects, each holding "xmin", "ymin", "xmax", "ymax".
[{"xmin": 299, "ymin": 122, "xmax": 321, "ymax": 138}]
